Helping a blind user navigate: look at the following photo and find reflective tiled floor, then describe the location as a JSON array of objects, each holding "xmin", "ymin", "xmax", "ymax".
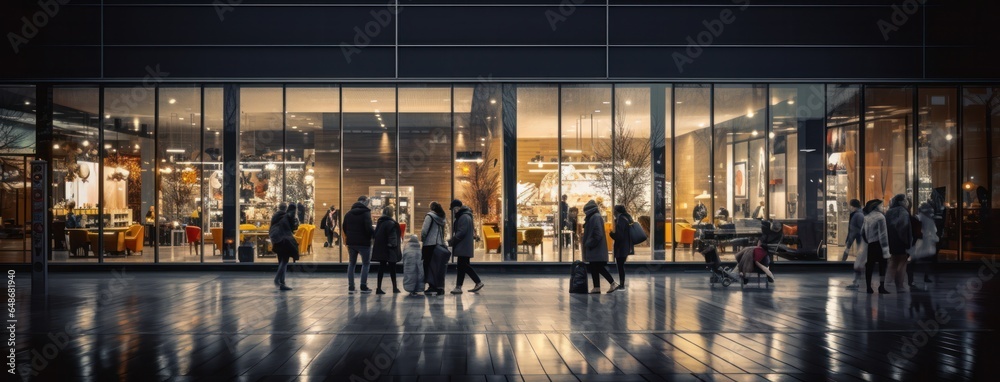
[{"xmin": 13, "ymin": 265, "xmax": 999, "ymax": 381}]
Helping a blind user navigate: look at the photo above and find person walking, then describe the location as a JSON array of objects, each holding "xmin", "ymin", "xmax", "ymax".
[
  {"xmin": 885, "ymin": 194, "xmax": 913, "ymax": 293},
  {"xmin": 343, "ymin": 196, "xmax": 375, "ymax": 294},
  {"xmin": 372, "ymin": 207, "xmax": 402, "ymax": 294},
  {"xmin": 610, "ymin": 205, "xmax": 634, "ymax": 291},
  {"xmin": 908, "ymin": 202, "xmax": 939, "ymax": 287},
  {"xmin": 270, "ymin": 202, "xmax": 300, "ymax": 291},
  {"xmin": 583, "ymin": 199, "xmax": 618, "ymax": 294},
  {"xmin": 863, "ymin": 199, "xmax": 891, "ymax": 294},
  {"xmin": 421, "ymin": 201, "xmax": 448, "ymax": 295},
  {"xmin": 320, "ymin": 206, "xmax": 339, "ymax": 247},
  {"xmin": 843, "ymin": 199, "xmax": 865, "ymax": 289},
  {"xmin": 449, "ymin": 199, "xmax": 484, "ymax": 294},
  {"xmin": 560, "ymin": 194, "xmax": 571, "ymax": 248}
]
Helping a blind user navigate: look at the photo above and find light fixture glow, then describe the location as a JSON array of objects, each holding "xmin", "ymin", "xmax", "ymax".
[
  {"xmin": 625, "ymin": 100, "xmax": 632, "ymax": 106},
  {"xmin": 82, "ymin": 140, "xmax": 90, "ymax": 147},
  {"xmin": 945, "ymin": 133, "xmax": 953, "ymax": 141},
  {"xmin": 788, "ymin": 100, "xmax": 795, "ymax": 105},
  {"xmin": 490, "ymin": 99, "xmax": 496, "ymax": 104},
  {"xmin": 165, "ymin": 148, "xmax": 185, "ymax": 153},
  {"xmin": 747, "ymin": 111, "xmax": 755, "ymax": 118},
  {"xmin": 751, "ymin": 130, "xmax": 759, "ymax": 136},
  {"xmin": 168, "ymin": 98, "xmax": 176, "ymax": 104}
]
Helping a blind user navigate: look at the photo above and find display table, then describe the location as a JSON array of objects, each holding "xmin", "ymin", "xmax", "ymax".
[{"xmin": 242, "ymin": 231, "xmax": 273, "ymax": 257}]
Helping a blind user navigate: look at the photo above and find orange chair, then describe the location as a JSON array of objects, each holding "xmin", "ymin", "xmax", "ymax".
[
  {"xmin": 124, "ymin": 224, "xmax": 144, "ymax": 255},
  {"xmin": 293, "ymin": 225, "xmax": 310, "ymax": 255},
  {"xmin": 482, "ymin": 224, "xmax": 501, "ymax": 253},
  {"xmin": 210, "ymin": 227, "xmax": 223, "ymax": 255},
  {"xmin": 185, "ymin": 225, "xmax": 202, "ymax": 255},
  {"xmin": 88, "ymin": 231, "xmax": 126, "ymax": 257}
]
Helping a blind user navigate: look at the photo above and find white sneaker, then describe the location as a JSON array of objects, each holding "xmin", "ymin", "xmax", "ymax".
[
  {"xmin": 607, "ymin": 282, "xmax": 619, "ymax": 293},
  {"xmin": 450, "ymin": 287, "xmax": 463, "ymax": 294},
  {"xmin": 469, "ymin": 282, "xmax": 485, "ymax": 292},
  {"xmin": 589, "ymin": 287, "xmax": 601, "ymax": 294}
]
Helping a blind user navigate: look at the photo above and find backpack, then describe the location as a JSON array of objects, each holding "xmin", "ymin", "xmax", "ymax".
[{"xmin": 569, "ymin": 261, "xmax": 588, "ymax": 294}]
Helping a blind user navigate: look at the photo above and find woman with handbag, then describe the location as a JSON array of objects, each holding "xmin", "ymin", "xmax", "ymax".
[
  {"xmin": 372, "ymin": 207, "xmax": 402, "ymax": 294},
  {"xmin": 611, "ymin": 205, "xmax": 634, "ymax": 291},
  {"xmin": 420, "ymin": 202, "xmax": 448, "ymax": 296},
  {"xmin": 583, "ymin": 200, "xmax": 618, "ymax": 294}
]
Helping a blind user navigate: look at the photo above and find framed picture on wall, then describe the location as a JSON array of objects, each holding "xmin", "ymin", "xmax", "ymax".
[{"xmin": 734, "ymin": 161, "xmax": 747, "ymax": 199}]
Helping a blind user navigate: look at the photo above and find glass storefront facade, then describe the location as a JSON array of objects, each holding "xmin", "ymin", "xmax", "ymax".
[{"xmin": 1, "ymin": 84, "xmax": 997, "ymax": 264}]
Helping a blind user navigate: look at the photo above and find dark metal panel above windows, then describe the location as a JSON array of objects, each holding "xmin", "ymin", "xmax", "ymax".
[
  {"xmin": 103, "ymin": 47, "xmax": 395, "ymax": 79},
  {"xmin": 398, "ymin": 47, "xmax": 605, "ymax": 78},
  {"xmin": 608, "ymin": 47, "xmax": 922, "ymax": 79},
  {"xmin": 398, "ymin": 6, "xmax": 605, "ymax": 45},
  {"xmin": 609, "ymin": 6, "xmax": 923, "ymax": 46},
  {"xmin": 104, "ymin": 6, "xmax": 397, "ymax": 45},
  {"xmin": 0, "ymin": 3, "xmax": 100, "ymax": 47},
  {"xmin": 0, "ymin": 47, "xmax": 101, "ymax": 79}
]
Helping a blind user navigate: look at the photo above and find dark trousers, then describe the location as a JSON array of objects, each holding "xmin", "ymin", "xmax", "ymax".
[
  {"xmin": 588, "ymin": 261, "xmax": 615, "ymax": 288},
  {"xmin": 908, "ymin": 253, "xmax": 938, "ymax": 284},
  {"xmin": 377, "ymin": 261, "xmax": 398, "ymax": 291},
  {"xmin": 456, "ymin": 257, "xmax": 481, "ymax": 287},
  {"xmin": 615, "ymin": 256, "xmax": 627, "ymax": 286},
  {"xmin": 421, "ymin": 245, "xmax": 441, "ymax": 290},
  {"xmin": 865, "ymin": 242, "xmax": 887, "ymax": 289}
]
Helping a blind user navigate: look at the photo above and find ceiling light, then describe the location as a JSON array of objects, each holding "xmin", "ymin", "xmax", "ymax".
[
  {"xmin": 800, "ymin": 149, "xmax": 816, "ymax": 153},
  {"xmin": 178, "ymin": 117, "xmax": 184, "ymax": 120},
  {"xmin": 594, "ymin": 110, "xmax": 601, "ymax": 113},
  {"xmin": 769, "ymin": 132, "xmax": 775, "ymax": 139},
  {"xmin": 82, "ymin": 140, "xmax": 90, "ymax": 147},
  {"xmin": 490, "ymin": 99, "xmax": 497, "ymax": 104},
  {"xmin": 165, "ymin": 148, "xmax": 185, "ymax": 153},
  {"xmin": 24, "ymin": 100, "xmax": 30, "ymax": 105},
  {"xmin": 751, "ymin": 130, "xmax": 759, "ymax": 136},
  {"xmin": 602, "ymin": 101, "xmax": 610, "ymax": 104},
  {"xmin": 676, "ymin": 101, "xmax": 683, "ymax": 104},
  {"xmin": 788, "ymin": 100, "xmax": 795, "ymax": 105},
  {"xmin": 380, "ymin": 124, "xmax": 386, "ymax": 128},
  {"xmin": 625, "ymin": 100, "xmax": 632, "ymax": 106},
  {"xmin": 945, "ymin": 134, "xmax": 953, "ymax": 141},
  {"xmin": 104, "ymin": 114, "xmax": 110, "ymax": 119},
  {"xmin": 134, "ymin": 144, "xmax": 140, "ymax": 149},
  {"xmin": 370, "ymin": 99, "xmax": 378, "ymax": 103},
  {"xmin": 168, "ymin": 98, "xmax": 176, "ymax": 104},
  {"xmin": 53, "ymin": 144, "xmax": 60, "ymax": 149},
  {"xmin": 308, "ymin": 122, "xmax": 314, "ymax": 125},
  {"xmin": 292, "ymin": 126, "xmax": 298, "ymax": 129},
  {"xmin": 747, "ymin": 111, "xmax": 755, "ymax": 118},
  {"xmin": 215, "ymin": 132, "xmax": 220, "ymax": 135},
  {"xmin": 290, "ymin": 115, "xmax": 296, "ymax": 118},
  {"xmin": 480, "ymin": 138, "xmax": 485, "ymax": 141},
  {"xmin": 104, "ymin": 143, "xmax": 111, "ymax": 149}
]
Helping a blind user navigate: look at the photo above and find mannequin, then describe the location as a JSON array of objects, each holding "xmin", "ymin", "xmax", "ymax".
[
  {"xmin": 751, "ymin": 201, "xmax": 765, "ymax": 219},
  {"xmin": 693, "ymin": 201, "xmax": 708, "ymax": 223}
]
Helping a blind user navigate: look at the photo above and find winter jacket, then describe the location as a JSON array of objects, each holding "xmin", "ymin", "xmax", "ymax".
[
  {"xmin": 371, "ymin": 215, "xmax": 402, "ymax": 262},
  {"xmin": 65, "ymin": 213, "xmax": 82, "ymax": 229},
  {"xmin": 884, "ymin": 195, "xmax": 912, "ymax": 256},
  {"xmin": 582, "ymin": 200, "xmax": 609, "ymax": 262},
  {"xmin": 448, "ymin": 206, "xmax": 475, "ymax": 258},
  {"xmin": 611, "ymin": 213, "xmax": 634, "ymax": 259},
  {"xmin": 420, "ymin": 212, "xmax": 446, "ymax": 247},
  {"xmin": 862, "ymin": 210, "xmax": 891, "ymax": 258},
  {"xmin": 342, "ymin": 202, "xmax": 374, "ymax": 246},
  {"xmin": 845, "ymin": 209, "xmax": 864, "ymax": 248},
  {"xmin": 269, "ymin": 210, "xmax": 300, "ymax": 261},
  {"xmin": 909, "ymin": 212, "xmax": 939, "ymax": 259}
]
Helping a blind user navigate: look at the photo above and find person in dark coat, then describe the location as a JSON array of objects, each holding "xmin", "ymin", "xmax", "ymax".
[
  {"xmin": 320, "ymin": 206, "xmax": 340, "ymax": 247},
  {"xmin": 448, "ymin": 199, "xmax": 484, "ymax": 294},
  {"xmin": 843, "ymin": 199, "xmax": 865, "ymax": 289},
  {"xmin": 568, "ymin": 206, "xmax": 580, "ymax": 248},
  {"xmin": 884, "ymin": 194, "xmax": 913, "ymax": 292},
  {"xmin": 610, "ymin": 205, "xmax": 633, "ymax": 291},
  {"xmin": 420, "ymin": 202, "xmax": 447, "ymax": 295},
  {"xmin": 372, "ymin": 207, "xmax": 402, "ymax": 294},
  {"xmin": 583, "ymin": 199, "xmax": 618, "ymax": 294},
  {"xmin": 560, "ymin": 194, "xmax": 570, "ymax": 248},
  {"xmin": 296, "ymin": 202, "xmax": 307, "ymax": 225},
  {"xmin": 343, "ymin": 196, "xmax": 374, "ymax": 294},
  {"xmin": 270, "ymin": 202, "xmax": 299, "ymax": 291},
  {"xmin": 863, "ymin": 199, "xmax": 891, "ymax": 294}
]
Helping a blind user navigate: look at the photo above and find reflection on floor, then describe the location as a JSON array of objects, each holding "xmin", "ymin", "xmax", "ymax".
[{"xmin": 14, "ymin": 269, "xmax": 998, "ymax": 380}]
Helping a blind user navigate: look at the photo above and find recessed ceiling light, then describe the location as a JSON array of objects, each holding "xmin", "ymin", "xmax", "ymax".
[
  {"xmin": 625, "ymin": 100, "xmax": 632, "ymax": 105},
  {"xmin": 82, "ymin": 140, "xmax": 90, "ymax": 147},
  {"xmin": 105, "ymin": 114, "xmax": 110, "ymax": 119},
  {"xmin": 788, "ymin": 100, "xmax": 795, "ymax": 105},
  {"xmin": 380, "ymin": 124, "xmax": 386, "ymax": 128},
  {"xmin": 676, "ymin": 101, "xmax": 683, "ymax": 104},
  {"xmin": 24, "ymin": 100, "xmax": 30, "ymax": 105},
  {"xmin": 490, "ymin": 99, "xmax": 496, "ymax": 104},
  {"xmin": 53, "ymin": 144, "xmax": 60, "ymax": 149},
  {"xmin": 308, "ymin": 122, "xmax": 314, "ymax": 125},
  {"xmin": 168, "ymin": 99, "xmax": 176, "ymax": 104},
  {"xmin": 290, "ymin": 115, "xmax": 296, "ymax": 118},
  {"xmin": 602, "ymin": 101, "xmax": 610, "ymax": 104},
  {"xmin": 751, "ymin": 130, "xmax": 759, "ymax": 136},
  {"xmin": 292, "ymin": 126, "xmax": 298, "ymax": 129},
  {"xmin": 178, "ymin": 117, "xmax": 184, "ymax": 120},
  {"xmin": 594, "ymin": 110, "xmax": 601, "ymax": 113},
  {"xmin": 370, "ymin": 99, "xmax": 378, "ymax": 103},
  {"xmin": 747, "ymin": 112, "xmax": 755, "ymax": 118}
]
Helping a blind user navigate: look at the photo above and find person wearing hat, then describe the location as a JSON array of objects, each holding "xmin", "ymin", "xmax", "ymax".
[
  {"xmin": 448, "ymin": 199, "xmax": 484, "ymax": 294},
  {"xmin": 844, "ymin": 199, "xmax": 866, "ymax": 289},
  {"xmin": 862, "ymin": 199, "xmax": 891, "ymax": 294}
]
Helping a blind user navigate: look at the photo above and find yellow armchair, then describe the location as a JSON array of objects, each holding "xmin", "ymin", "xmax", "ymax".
[
  {"xmin": 210, "ymin": 227, "xmax": 223, "ymax": 255},
  {"xmin": 664, "ymin": 221, "xmax": 696, "ymax": 247},
  {"xmin": 482, "ymin": 224, "xmax": 501, "ymax": 253},
  {"xmin": 123, "ymin": 224, "xmax": 144, "ymax": 255},
  {"xmin": 293, "ymin": 225, "xmax": 310, "ymax": 255}
]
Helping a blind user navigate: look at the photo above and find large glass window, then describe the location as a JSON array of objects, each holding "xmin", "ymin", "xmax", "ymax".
[
  {"xmin": 672, "ymin": 85, "xmax": 711, "ymax": 261},
  {"xmin": 826, "ymin": 85, "xmax": 862, "ymax": 260},
  {"xmin": 399, "ymin": 86, "xmax": 452, "ymax": 251},
  {"xmin": 342, "ymin": 86, "xmax": 397, "ymax": 255},
  {"xmin": 454, "ymin": 84, "xmax": 503, "ymax": 261},
  {"xmin": 614, "ymin": 85, "xmax": 654, "ymax": 260},
  {"xmin": 714, "ymin": 85, "xmax": 766, "ymax": 228},
  {"xmin": 203, "ymin": 87, "xmax": 224, "ymax": 262},
  {"xmin": 864, "ymin": 87, "xmax": 913, "ymax": 203},
  {"xmin": 0, "ymin": 86, "xmax": 35, "ymax": 263},
  {"xmin": 960, "ymin": 87, "xmax": 999, "ymax": 261},
  {"xmin": 562, "ymin": 85, "xmax": 612, "ymax": 262},
  {"xmin": 52, "ymin": 87, "xmax": 101, "ymax": 262},
  {"xmin": 238, "ymin": 87, "xmax": 283, "ymax": 262},
  {"xmin": 516, "ymin": 85, "xmax": 558, "ymax": 262},
  {"xmin": 287, "ymin": 86, "xmax": 339, "ymax": 262},
  {"xmin": 916, "ymin": 87, "xmax": 958, "ymax": 260},
  {"xmin": 156, "ymin": 87, "xmax": 200, "ymax": 262},
  {"xmin": 770, "ymin": 84, "xmax": 826, "ymax": 260}
]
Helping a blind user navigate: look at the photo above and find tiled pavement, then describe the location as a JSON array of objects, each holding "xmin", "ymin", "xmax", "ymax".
[{"xmin": 10, "ymin": 264, "xmax": 999, "ymax": 381}]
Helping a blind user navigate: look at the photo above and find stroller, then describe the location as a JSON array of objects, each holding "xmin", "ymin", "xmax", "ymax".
[{"xmin": 699, "ymin": 243, "xmax": 737, "ymax": 287}]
